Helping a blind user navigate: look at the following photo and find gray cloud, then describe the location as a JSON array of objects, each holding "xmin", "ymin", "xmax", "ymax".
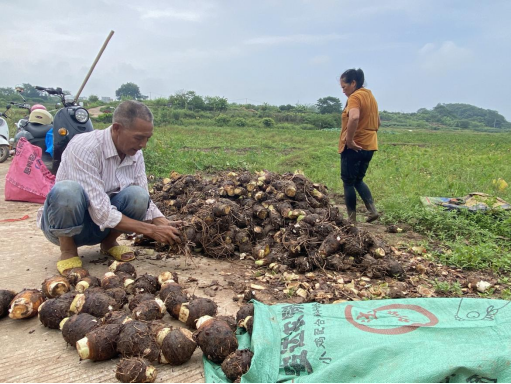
[{"xmin": 0, "ymin": 0, "xmax": 509, "ymax": 120}]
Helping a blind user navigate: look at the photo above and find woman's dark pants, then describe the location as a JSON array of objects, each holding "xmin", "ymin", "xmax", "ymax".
[{"xmin": 340, "ymin": 149, "xmax": 376, "ymax": 219}]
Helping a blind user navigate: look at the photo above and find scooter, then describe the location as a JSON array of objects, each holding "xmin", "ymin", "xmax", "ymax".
[
  {"xmin": 0, "ymin": 101, "xmax": 31, "ymax": 163},
  {"xmin": 0, "ymin": 106, "xmax": 12, "ymax": 163},
  {"xmin": 33, "ymin": 86, "xmax": 93, "ymax": 174}
]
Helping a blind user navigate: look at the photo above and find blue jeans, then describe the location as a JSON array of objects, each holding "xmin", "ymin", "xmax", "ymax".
[{"xmin": 41, "ymin": 180, "xmax": 149, "ymax": 247}]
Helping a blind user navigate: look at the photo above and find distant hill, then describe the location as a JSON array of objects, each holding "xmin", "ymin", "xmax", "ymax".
[{"xmin": 381, "ymin": 103, "xmax": 511, "ymax": 130}]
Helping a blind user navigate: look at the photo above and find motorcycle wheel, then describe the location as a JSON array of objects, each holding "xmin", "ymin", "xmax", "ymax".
[{"xmin": 0, "ymin": 145, "xmax": 9, "ymax": 163}]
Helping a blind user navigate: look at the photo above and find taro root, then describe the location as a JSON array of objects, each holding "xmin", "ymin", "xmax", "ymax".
[
  {"xmin": 158, "ymin": 271, "xmax": 179, "ymax": 286},
  {"xmin": 173, "ymin": 297, "xmax": 218, "ymax": 329},
  {"xmin": 129, "ymin": 293, "xmax": 156, "ymax": 312},
  {"xmin": 76, "ymin": 276, "xmax": 101, "ymax": 293},
  {"xmin": 105, "ymin": 287, "xmax": 129, "ymax": 308},
  {"xmin": 116, "ymin": 357, "xmax": 157, "ymax": 383},
  {"xmin": 132, "ymin": 298, "xmax": 165, "ymax": 321},
  {"xmin": 65, "ymin": 268, "xmax": 90, "ymax": 286},
  {"xmin": 0, "ymin": 290, "xmax": 16, "ymax": 318},
  {"xmin": 254, "ymin": 252, "xmax": 278, "ymax": 267},
  {"xmin": 159, "ymin": 328, "xmax": 197, "ymax": 365},
  {"xmin": 238, "ymin": 316, "xmax": 253, "ymax": 336},
  {"xmin": 213, "ymin": 203, "xmax": 231, "ymax": 217},
  {"xmin": 217, "ymin": 315, "xmax": 237, "ymax": 333},
  {"xmin": 70, "ymin": 291, "xmax": 118, "ymax": 318},
  {"xmin": 132, "ymin": 274, "xmax": 160, "ymax": 295},
  {"xmin": 61, "ymin": 313, "xmax": 101, "ymax": 347},
  {"xmin": 165, "ymin": 292, "xmax": 190, "ymax": 319},
  {"xmin": 342, "ymin": 237, "xmax": 365, "ymax": 257},
  {"xmin": 149, "ymin": 320, "xmax": 172, "ymax": 344},
  {"xmin": 42, "ymin": 275, "xmax": 71, "ymax": 298},
  {"xmin": 158, "ymin": 281, "xmax": 183, "ymax": 302},
  {"xmin": 221, "ymin": 349, "xmax": 254, "ymax": 382},
  {"xmin": 194, "ymin": 316, "xmax": 238, "ymax": 364},
  {"xmin": 101, "ymin": 272, "xmax": 123, "ymax": 290},
  {"xmin": 252, "ymin": 204, "xmax": 268, "ymax": 220},
  {"xmin": 235, "ymin": 303, "xmax": 254, "ymax": 325},
  {"xmin": 9, "ymin": 289, "xmax": 45, "ymax": 319},
  {"xmin": 317, "ymin": 232, "xmax": 342, "ymax": 257},
  {"xmin": 294, "ymin": 256, "xmax": 313, "ymax": 273},
  {"xmin": 38, "ymin": 291, "xmax": 77, "ymax": 329},
  {"xmin": 115, "ymin": 272, "xmax": 135, "ymax": 293},
  {"xmin": 282, "ymin": 181, "xmax": 297, "ymax": 198},
  {"xmin": 77, "ymin": 323, "xmax": 123, "ymax": 361},
  {"xmin": 386, "ymin": 259, "xmax": 406, "ymax": 280},
  {"xmin": 109, "ymin": 261, "xmax": 137, "ymax": 278},
  {"xmin": 116, "ymin": 321, "xmax": 160, "ymax": 362},
  {"xmin": 103, "ymin": 311, "xmax": 132, "ymax": 325},
  {"xmin": 252, "ymin": 242, "xmax": 270, "ymax": 260}
]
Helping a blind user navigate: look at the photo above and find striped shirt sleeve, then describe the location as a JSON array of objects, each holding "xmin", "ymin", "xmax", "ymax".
[{"xmin": 133, "ymin": 153, "xmax": 164, "ymax": 221}]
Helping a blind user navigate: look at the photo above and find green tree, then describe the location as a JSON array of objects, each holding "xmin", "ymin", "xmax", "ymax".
[
  {"xmin": 316, "ymin": 96, "xmax": 342, "ymax": 114},
  {"xmin": 188, "ymin": 95, "xmax": 206, "ymax": 111},
  {"xmin": 0, "ymin": 87, "xmax": 15, "ymax": 97},
  {"xmin": 169, "ymin": 90, "xmax": 196, "ymax": 109},
  {"xmin": 205, "ymin": 96, "xmax": 228, "ymax": 111},
  {"xmin": 88, "ymin": 95, "xmax": 99, "ymax": 103},
  {"xmin": 115, "ymin": 82, "xmax": 145, "ymax": 100},
  {"xmin": 279, "ymin": 104, "xmax": 295, "ymax": 111}
]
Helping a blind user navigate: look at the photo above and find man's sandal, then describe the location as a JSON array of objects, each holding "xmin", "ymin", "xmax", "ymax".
[
  {"xmin": 56, "ymin": 257, "xmax": 83, "ymax": 276},
  {"xmin": 100, "ymin": 245, "xmax": 136, "ymax": 262}
]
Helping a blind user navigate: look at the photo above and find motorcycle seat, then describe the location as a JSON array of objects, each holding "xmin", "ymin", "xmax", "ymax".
[{"xmin": 24, "ymin": 122, "xmax": 52, "ymax": 138}]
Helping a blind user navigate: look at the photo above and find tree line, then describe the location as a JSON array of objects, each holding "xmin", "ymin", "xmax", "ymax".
[{"xmin": 1, "ymin": 82, "xmax": 509, "ymax": 130}]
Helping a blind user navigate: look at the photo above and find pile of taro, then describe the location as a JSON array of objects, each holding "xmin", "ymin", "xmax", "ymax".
[
  {"xmin": 0, "ymin": 265, "xmax": 254, "ymax": 383},
  {"xmin": 149, "ymin": 170, "xmax": 404, "ymax": 280}
]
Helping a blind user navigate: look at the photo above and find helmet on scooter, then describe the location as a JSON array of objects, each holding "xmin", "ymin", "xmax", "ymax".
[
  {"xmin": 30, "ymin": 104, "xmax": 47, "ymax": 112},
  {"xmin": 29, "ymin": 109, "xmax": 53, "ymax": 125}
]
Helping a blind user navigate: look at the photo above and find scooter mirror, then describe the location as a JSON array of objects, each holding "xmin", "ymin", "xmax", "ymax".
[
  {"xmin": 6, "ymin": 105, "xmax": 11, "ymax": 110},
  {"xmin": 15, "ymin": 85, "xmax": 24, "ymax": 93},
  {"xmin": 55, "ymin": 103, "xmax": 62, "ymax": 108}
]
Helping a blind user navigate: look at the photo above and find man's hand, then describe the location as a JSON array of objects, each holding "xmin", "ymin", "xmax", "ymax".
[
  {"xmin": 152, "ymin": 217, "xmax": 184, "ymax": 228},
  {"xmin": 346, "ymin": 140, "xmax": 362, "ymax": 151},
  {"xmin": 148, "ymin": 217, "xmax": 183, "ymax": 244}
]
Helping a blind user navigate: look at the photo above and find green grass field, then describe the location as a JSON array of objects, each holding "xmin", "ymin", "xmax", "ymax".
[{"xmin": 144, "ymin": 125, "xmax": 511, "ymax": 273}]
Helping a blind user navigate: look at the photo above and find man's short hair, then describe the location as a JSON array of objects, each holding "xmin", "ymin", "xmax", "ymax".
[{"xmin": 113, "ymin": 100, "xmax": 153, "ymax": 129}]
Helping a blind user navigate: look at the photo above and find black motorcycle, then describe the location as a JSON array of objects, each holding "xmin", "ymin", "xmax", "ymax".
[{"xmin": 21, "ymin": 86, "xmax": 93, "ymax": 174}]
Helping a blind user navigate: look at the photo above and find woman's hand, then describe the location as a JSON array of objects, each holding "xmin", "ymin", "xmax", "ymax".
[{"xmin": 347, "ymin": 140, "xmax": 362, "ymax": 151}]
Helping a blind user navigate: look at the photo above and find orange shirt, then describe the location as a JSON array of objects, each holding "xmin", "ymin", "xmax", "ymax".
[{"xmin": 338, "ymin": 88, "xmax": 379, "ymax": 153}]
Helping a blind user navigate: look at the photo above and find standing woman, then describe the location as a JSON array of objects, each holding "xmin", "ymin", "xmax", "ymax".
[{"xmin": 338, "ymin": 68, "xmax": 380, "ymax": 223}]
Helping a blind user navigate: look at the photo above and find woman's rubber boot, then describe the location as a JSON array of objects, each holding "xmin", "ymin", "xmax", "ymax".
[
  {"xmin": 348, "ymin": 210, "xmax": 357, "ymax": 225},
  {"xmin": 365, "ymin": 202, "xmax": 380, "ymax": 223}
]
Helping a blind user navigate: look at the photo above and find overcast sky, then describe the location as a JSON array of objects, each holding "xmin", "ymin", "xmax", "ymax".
[{"xmin": 1, "ymin": 0, "xmax": 510, "ymax": 120}]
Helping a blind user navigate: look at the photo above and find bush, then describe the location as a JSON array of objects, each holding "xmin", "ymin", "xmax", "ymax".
[
  {"xmin": 261, "ymin": 117, "xmax": 275, "ymax": 128},
  {"xmin": 234, "ymin": 118, "xmax": 247, "ymax": 127},
  {"xmin": 93, "ymin": 113, "xmax": 113, "ymax": 123},
  {"xmin": 215, "ymin": 114, "xmax": 230, "ymax": 126},
  {"xmin": 172, "ymin": 110, "xmax": 182, "ymax": 121},
  {"xmin": 303, "ymin": 114, "xmax": 338, "ymax": 129}
]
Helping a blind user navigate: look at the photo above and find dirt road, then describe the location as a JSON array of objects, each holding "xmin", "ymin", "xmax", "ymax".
[
  {"xmin": 0, "ymin": 158, "xmax": 243, "ymax": 383},
  {"xmin": 87, "ymin": 106, "xmax": 103, "ymax": 118}
]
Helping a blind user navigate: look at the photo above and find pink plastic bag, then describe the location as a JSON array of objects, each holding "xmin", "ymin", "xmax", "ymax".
[{"xmin": 5, "ymin": 138, "xmax": 55, "ymax": 204}]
